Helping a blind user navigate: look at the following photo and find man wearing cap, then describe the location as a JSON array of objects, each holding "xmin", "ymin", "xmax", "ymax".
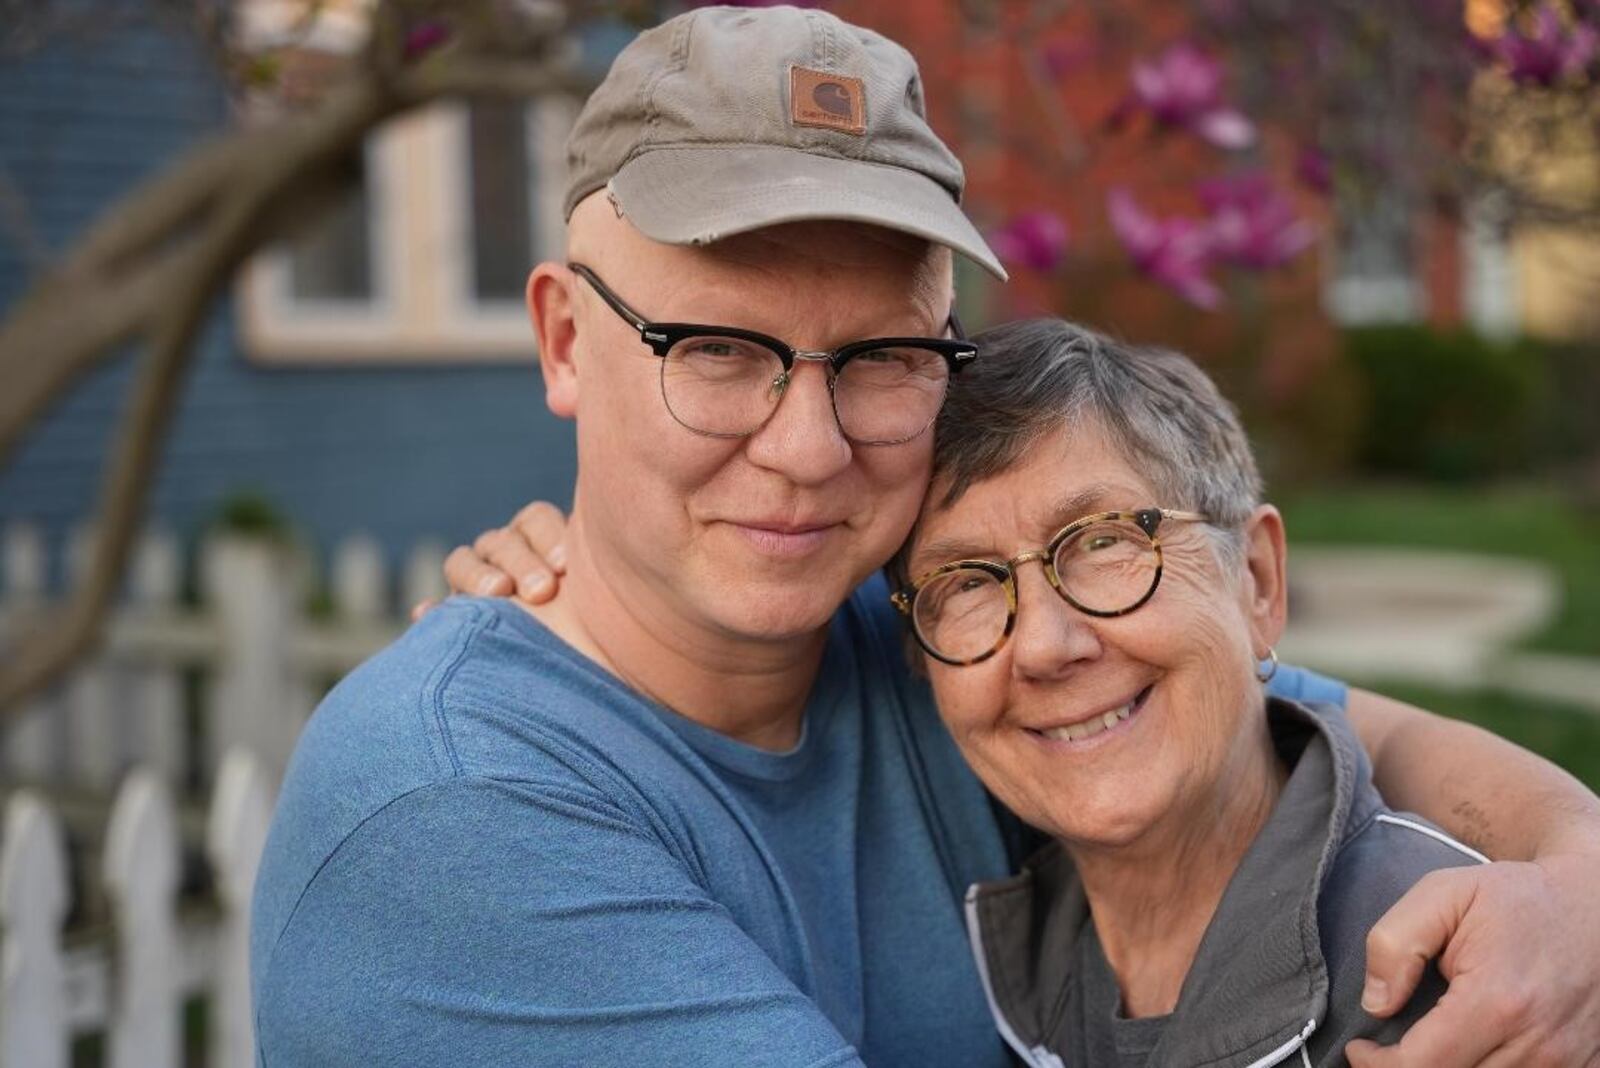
[{"xmin": 250, "ymin": 7, "xmax": 1600, "ymax": 1067}]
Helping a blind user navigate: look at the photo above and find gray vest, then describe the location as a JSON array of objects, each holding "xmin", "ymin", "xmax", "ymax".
[{"xmin": 965, "ymin": 698, "xmax": 1487, "ymax": 1068}]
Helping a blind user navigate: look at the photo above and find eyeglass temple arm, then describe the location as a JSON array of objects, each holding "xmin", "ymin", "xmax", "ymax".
[
  {"xmin": 947, "ymin": 308, "xmax": 967, "ymax": 341},
  {"xmin": 569, "ymin": 262, "xmax": 651, "ymax": 333},
  {"xmin": 1137, "ymin": 508, "xmax": 1209, "ymax": 536}
]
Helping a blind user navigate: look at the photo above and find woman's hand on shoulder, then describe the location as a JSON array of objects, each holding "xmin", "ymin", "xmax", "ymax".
[{"xmin": 411, "ymin": 501, "xmax": 570, "ymax": 620}]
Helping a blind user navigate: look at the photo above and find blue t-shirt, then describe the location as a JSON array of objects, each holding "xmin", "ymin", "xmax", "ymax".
[{"xmin": 250, "ymin": 576, "xmax": 1347, "ymax": 1067}]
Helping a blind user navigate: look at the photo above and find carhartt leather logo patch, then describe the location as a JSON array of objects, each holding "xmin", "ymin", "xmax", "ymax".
[{"xmin": 790, "ymin": 66, "xmax": 866, "ymax": 135}]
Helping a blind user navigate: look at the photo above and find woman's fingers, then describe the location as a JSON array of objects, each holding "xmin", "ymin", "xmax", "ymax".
[
  {"xmin": 1360, "ymin": 866, "xmax": 1469, "ymax": 1017},
  {"xmin": 1352, "ymin": 857, "xmax": 1600, "ymax": 1067},
  {"xmin": 510, "ymin": 501, "xmax": 570, "ymax": 574},
  {"xmin": 444, "ymin": 540, "xmax": 516, "ymax": 598},
  {"xmin": 1345, "ymin": 985, "xmax": 1506, "ymax": 1067},
  {"xmin": 479, "ymin": 501, "xmax": 569, "ymax": 604},
  {"xmin": 437, "ymin": 503, "xmax": 571, "ymax": 606}
]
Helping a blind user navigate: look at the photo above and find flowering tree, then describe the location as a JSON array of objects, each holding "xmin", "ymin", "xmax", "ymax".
[{"xmin": 899, "ymin": 0, "xmax": 1600, "ymax": 310}]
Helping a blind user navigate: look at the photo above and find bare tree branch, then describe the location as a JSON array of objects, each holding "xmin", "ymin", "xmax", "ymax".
[
  {"xmin": 66, "ymin": 135, "xmax": 253, "ymax": 278},
  {"xmin": 0, "ymin": 0, "xmax": 587, "ymax": 718},
  {"xmin": 0, "ymin": 258, "xmax": 181, "ymax": 456},
  {"xmin": 0, "ymin": 249, "xmax": 231, "ymax": 716},
  {"xmin": 0, "ymin": 29, "xmax": 588, "ymax": 468},
  {"xmin": 0, "ymin": 93, "xmax": 364, "ymax": 468}
]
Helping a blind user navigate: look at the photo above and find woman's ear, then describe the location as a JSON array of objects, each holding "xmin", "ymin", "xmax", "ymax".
[
  {"xmin": 527, "ymin": 262, "xmax": 579, "ymax": 419},
  {"xmin": 1241, "ymin": 504, "xmax": 1289, "ymax": 656}
]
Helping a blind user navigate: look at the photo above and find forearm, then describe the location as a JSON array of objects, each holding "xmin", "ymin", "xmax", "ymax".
[{"xmin": 1348, "ymin": 687, "xmax": 1600, "ymax": 861}]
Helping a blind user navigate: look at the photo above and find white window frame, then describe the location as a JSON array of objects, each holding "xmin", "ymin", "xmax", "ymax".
[
  {"xmin": 1461, "ymin": 194, "xmax": 1518, "ymax": 340},
  {"xmin": 238, "ymin": 95, "xmax": 575, "ymax": 364},
  {"xmin": 1324, "ymin": 271, "xmax": 1423, "ymax": 326},
  {"xmin": 236, "ymin": 0, "xmax": 374, "ymax": 53},
  {"xmin": 1323, "ymin": 223, "xmax": 1424, "ymax": 327}
]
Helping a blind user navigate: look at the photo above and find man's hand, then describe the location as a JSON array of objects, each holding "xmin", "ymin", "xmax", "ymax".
[
  {"xmin": 1348, "ymin": 849, "xmax": 1600, "ymax": 1067},
  {"xmin": 411, "ymin": 501, "xmax": 570, "ymax": 620}
]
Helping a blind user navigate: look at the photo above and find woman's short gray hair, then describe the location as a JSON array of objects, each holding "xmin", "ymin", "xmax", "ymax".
[{"xmin": 927, "ymin": 317, "xmax": 1262, "ymax": 550}]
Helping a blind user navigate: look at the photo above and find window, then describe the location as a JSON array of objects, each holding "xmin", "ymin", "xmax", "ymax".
[
  {"xmin": 286, "ymin": 150, "xmax": 374, "ymax": 304},
  {"xmin": 468, "ymin": 99, "xmax": 539, "ymax": 305},
  {"xmin": 239, "ymin": 95, "xmax": 575, "ymax": 363},
  {"xmin": 1324, "ymin": 184, "xmax": 1423, "ymax": 326}
]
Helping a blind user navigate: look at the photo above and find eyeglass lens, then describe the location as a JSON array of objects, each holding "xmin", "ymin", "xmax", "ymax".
[{"xmin": 658, "ymin": 334, "xmax": 952, "ymax": 444}]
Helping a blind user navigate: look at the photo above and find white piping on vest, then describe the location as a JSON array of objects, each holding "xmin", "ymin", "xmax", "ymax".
[
  {"xmin": 966, "ymin": 883, "xmax": 1318, "ymax": 1068},
  {"xmin": 963, "ymin": 885, "xmax": 1066, "ymax": 1068},
  {"xmin": 1243, "ymin": 1018, "xmax": 1319, "ymax": 1068},
  {"xmin": 1374, "ymin": 814, "xmax": 1491, "ymax": 864}
]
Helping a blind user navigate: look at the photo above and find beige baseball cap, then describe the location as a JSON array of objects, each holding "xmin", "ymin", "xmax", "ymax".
[{"xmin": 563, "ymin": 5, "xmax": 1007, "ymax": 280}]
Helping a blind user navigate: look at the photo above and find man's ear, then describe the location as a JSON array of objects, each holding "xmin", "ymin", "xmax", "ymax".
[
  {"xmin": 528, "ymin": 262, "xmax": 579, "ymax": 419},
  {"xmin": 1241, "ymin": 504, "xmax": 1289, "ymax": 656}
]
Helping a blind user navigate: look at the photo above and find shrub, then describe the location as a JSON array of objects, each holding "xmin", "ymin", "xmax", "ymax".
[{"xmin": 1344, "ymin": 325, "xmax": 1550, "ymax": 482}]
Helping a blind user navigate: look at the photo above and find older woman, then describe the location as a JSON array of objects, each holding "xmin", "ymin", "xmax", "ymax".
[{"xmin": 892, "ymin": 318, "xmax": 1486, "ymax": 1068}]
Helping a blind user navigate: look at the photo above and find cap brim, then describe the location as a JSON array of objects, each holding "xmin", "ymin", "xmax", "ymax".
[{"xmin": 608, "ymin": 145, "xmax": 1008, "ymax": 282}]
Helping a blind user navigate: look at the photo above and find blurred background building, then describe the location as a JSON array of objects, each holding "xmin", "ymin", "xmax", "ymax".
[
  {"xmin": 3, "ymin": 0, "xmax": 1598, "ymax": 560},
  {"xmin": 0, "ymin": 6, "xmax": 627, "ymax": 567}
]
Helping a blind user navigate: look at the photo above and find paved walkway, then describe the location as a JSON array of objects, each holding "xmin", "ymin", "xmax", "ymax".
[
  {"xmin": 1493, "ymin": 651, "xmax": 1600, "ymax": 714},
  {"xmin": 1280, "ymin": 547, "xmax": 1600, "ymax": 714}
]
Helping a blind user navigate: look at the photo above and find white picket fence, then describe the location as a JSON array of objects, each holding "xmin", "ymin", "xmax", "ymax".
[
  {"xmin": 1, "ymin": 750, "xmax": 270, "ymax": 1067},
  {"xmin": 0, "ymin": 521, "xmax": 451, "ymax": 1064},
  {"xmin": 0, "ymin": 522, "xmax": 449, "ymax": 791}
]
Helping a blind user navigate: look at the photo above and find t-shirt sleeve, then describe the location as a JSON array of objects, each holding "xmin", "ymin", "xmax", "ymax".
[
  {"xmin": 254, "ymin": 776, "xmax": 865, "ymax": 1068},
  {"xmin": 1266, "ymin": 662, "xmax": 1349, "ymax": 709}
]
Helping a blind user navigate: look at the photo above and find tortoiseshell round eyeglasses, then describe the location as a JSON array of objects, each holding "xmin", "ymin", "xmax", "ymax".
[{"xmin": 891, "ymin": 508, "xmax": 1209, "ymax": 666}]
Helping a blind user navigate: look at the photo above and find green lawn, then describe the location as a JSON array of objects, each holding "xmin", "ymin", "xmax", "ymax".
[
  {"xmin": 1280, "ymin": 484, "xmax": 1600, "ymax": 657},
  {"xmin": 1352, "ymin": 679, "xmax": 1600, "ymax": 792}
]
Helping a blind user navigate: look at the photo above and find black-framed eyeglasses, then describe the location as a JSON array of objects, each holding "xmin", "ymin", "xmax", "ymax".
[
  {"xmin": 891, "ymin": 508, "xmax": 1210, "ymax": 666},
  {"xmin": 569, "ymin": 262, "xmax": 977, "ymax": 446}
]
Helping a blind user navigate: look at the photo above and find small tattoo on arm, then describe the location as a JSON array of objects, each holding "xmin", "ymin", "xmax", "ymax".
[{"xmin": 1451, "ymin": 799, "xmax": 1496, "ymax": 856}]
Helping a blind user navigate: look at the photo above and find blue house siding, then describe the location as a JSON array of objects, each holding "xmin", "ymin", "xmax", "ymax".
[{"xmin": 0, "ymin": 19, "xmax": 581, "ymax": 585}]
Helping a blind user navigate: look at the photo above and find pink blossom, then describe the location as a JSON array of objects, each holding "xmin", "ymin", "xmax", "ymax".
[
  {"xmin": 1197, "ymin": 173, "xmax": 1318, "ymax": 269},
  {"xmin": 1295, "ymin": 146, "xmax": 1332, "ymax": 196},
  {"xmin": 1039, "ymin": 40, "xmax": 1096, "ymax": 81},
  {"xmin": 1123, "ymin": 42, "xmax": 1256, "ymax": 150},
  {"xmin": 1106, "ymin": 189, "xmax": 1222, "ymax": 309},
  {"xmin": 988, "ymin": 211, "xmax": 1071, "ymax": 273},
  {"xmin": 403, "ymin": 21, "xmax": 450, "ymax": 60},
  {"xmin": 1494, "ymin": 5, "xmax": 1598, "ymax": 86},
  {"xmin": 1568, "ymin": 22, "xmax": 1598, "ymax": 72}
]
